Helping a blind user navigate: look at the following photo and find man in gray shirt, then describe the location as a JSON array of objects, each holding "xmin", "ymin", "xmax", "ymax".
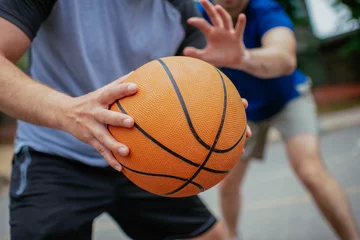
[{"xmin": 0, "ymin": 0, "xmax": 250, "ymax": 239}]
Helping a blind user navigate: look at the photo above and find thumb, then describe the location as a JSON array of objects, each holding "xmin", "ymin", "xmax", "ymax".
[
  {"xmin": 99, "ymin": 72, "xmax": 137, "ymax": 105},
  {"xmin": 99, "ymin": 82, "xmax": 138, "ymax": 106}
]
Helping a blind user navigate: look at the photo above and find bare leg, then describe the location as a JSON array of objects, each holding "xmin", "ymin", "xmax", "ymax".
[
  {"xmin": 218, "ymin": 159, "xmax": 250, "ymax": 239},
  {"xmin": 286, "ymin": 134, "xmax": 360, "ymax": 240}
]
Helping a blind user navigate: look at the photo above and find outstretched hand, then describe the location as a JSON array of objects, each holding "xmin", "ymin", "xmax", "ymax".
[{"xmin": 184, "ymin": 0, "xmax": 249, "ymax": 69}]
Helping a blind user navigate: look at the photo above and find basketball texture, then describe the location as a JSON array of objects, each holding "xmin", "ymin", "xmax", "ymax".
[{"xmin": 108, "ymin": 56, "xmax": 247, "ymax": 198}]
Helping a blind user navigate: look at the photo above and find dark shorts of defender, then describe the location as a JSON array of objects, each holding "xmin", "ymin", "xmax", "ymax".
[{"xmin": 9, "ymin": 147, "xmax": 216, "ymax": 240}]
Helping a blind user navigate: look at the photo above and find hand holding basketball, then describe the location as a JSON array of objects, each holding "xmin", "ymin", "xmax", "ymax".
[
  {"xmin": 63, "ymin": 73, "xmax": 137, "ymax": 171},
  {"xmin": 108, "ymin": 56, "xmax": 249, "ymax": 197}
]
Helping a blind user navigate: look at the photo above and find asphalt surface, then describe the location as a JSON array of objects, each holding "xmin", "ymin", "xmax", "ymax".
[{"xmin": 0, "ymin": 125, "xmax": 359, "ymax": 240}]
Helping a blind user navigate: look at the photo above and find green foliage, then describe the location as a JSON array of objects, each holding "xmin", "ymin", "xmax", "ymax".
[
  {"xmin": 331, "ymin": 0, "xmax": 360, "ymax": 55},
  {"xmin": 277, "ymin": 0, "xmax": 359, "ymax": 56},
  {"xmin": 338, "ymin": 33, "xmax": 360, "ymax": 56},
  {"xmin": 275, "ymin": 0, "xmax": 309, "ymax": 26},
  {"xmin": 16, "ymin": 53, "xmax": 28, "ymax": 71},
  {"xmin": 334, "ymin": 0, "xmax": 360, "ymax": 19}
]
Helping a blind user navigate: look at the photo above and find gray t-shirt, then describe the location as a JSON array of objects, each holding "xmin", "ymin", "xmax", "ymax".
[{"xmin": 0, "ymin": 0, "xmax": 206, "ymax": 166}]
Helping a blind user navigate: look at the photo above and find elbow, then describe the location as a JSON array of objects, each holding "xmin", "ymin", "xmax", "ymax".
[{"xmin": 283, "ymin": 55, "xmax": 297, "ymax": 76}]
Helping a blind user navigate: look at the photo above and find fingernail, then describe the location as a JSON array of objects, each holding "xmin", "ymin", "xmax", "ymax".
[
  {"xmin": 124, "ymin": 118, "xmax": 133, "ymax": 127},
  {"xmin": 115, "ymin": 165, "xmax": 122, "ymax": 172},
  {"xmin": 118, "ymin": 146, "xmax": 129, "ymax": 156},
  {"xmin": 128, "ymin": 84, "xmax": 137, "ymax": 93}
]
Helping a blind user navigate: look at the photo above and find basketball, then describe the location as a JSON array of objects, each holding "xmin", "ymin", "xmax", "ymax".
[{"xmin": 108, "ymin": 56, "xmax": 247, "ymax": 198}]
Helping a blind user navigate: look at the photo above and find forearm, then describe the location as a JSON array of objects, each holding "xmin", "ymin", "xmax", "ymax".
[
  {"xmin": 237, "ymin": 47, "xmax": 296, "ymax": 79},
  {"xmin": 0, "ymin": 55, "xmax": 72, "ymax": 130}
]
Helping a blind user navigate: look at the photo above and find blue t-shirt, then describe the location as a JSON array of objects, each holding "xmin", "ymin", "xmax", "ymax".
[{"xmin": 196, "ymin": 0, "xmax": 308, "ymax": 121}]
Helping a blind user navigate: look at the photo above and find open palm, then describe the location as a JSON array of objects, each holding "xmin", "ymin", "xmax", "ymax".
[{"xmin": 184, "ymin": 0, "xmax": 248, "ymax": 69}]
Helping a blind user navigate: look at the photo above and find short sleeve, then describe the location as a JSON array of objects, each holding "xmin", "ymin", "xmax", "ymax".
[
  {"xmin": 0, "ymin": 0, "xmax": 57, "ymax": 40},
  {"xmin": 253, "ymin": 1, "xmax": 294, "ymax": 38}
]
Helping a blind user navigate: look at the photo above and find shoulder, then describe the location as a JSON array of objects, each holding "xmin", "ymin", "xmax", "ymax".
[
  {"xmin": 167, "ymin": 0, "xmax": 202, "ymax": 17},
  {"xmin": 0, "ymin": 0, "xmax": 57, "ymax": 40},
  {"xmin": 247, "ymin": 0, "xmax": 289, "ymax": 21},
  {"xmin": 246, "ymin": 0, "xmax": 294, "ymax": 36}
]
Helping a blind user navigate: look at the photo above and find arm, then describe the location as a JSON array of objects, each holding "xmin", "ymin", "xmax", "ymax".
[
  {"xmin": 0, "ymin": 0, "xmax": 69, "ymax": 129},
  {"xmin": 184, "ymin": 0, "xmax": 297, "ymax": 79},
  {"xmin": 236, "ymin": 26, "xmax": 297, "ymax": 78},
  {"xmin": 0, "ymin": 1, "xmax": 138, "ymax": 170},
  {"xmin": 0, "ymin": 18, "xmax": 71, "ymax": 130}
]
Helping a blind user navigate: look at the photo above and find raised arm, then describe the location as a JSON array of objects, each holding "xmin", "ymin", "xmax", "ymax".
[
  {"xmin": 184, "ymin": 0, "xmax": 297, "ymax": 79},
  {"xmin": 237, "ymin": 25, "xmax": 297, "ymax": 78}
]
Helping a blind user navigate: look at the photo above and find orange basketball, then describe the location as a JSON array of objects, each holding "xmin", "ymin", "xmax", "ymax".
[{"xmin": 108, "ymin": 56, "xmax": 247, "ymax": 198}]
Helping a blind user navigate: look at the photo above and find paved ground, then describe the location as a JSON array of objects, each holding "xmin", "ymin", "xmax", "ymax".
[{"xmin": 0, "ymin": 124, "xmax": 359, "ymax": 240}]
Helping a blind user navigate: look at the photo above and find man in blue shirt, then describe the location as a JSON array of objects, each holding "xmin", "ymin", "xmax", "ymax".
[{"xmin": 189, "ymin": 0, "xmax": 360, "ymax": 239}]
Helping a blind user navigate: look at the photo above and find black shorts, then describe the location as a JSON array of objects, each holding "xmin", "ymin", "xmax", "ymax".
[{"xmin": 9, "ymin": 147, "xmax": 216, "ymax": 240}]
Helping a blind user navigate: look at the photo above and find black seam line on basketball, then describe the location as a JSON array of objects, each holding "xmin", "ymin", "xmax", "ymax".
[
  {"xmin": 115, "ymin": 101, "xmax": 229, "ymax": 174},
  {"xmin": 163, "ymin": 68, "xmax": 228, "ymax": 196},
  {"xmin": 157, "ymin": 59, "xmax": 212, "ymax": 151},
  {"xmin": 213, "ymin": 124, "xmax": 247, "ymax": 153},
  {"xmin": 203, "ymin": 125, "xmax": 246, "ymax": 173},
  {"xmin": 121, "ymin": 164, "xmax": 204, "ymax": 192},
  {"xmin": 157, "ymin": 59, "xmax": 240, "ymax": 154}
]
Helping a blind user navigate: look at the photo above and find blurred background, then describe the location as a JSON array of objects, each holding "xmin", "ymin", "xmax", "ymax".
[{"xmin": 0, "ymin": 0, "xmax": 359, "ymax": 239}]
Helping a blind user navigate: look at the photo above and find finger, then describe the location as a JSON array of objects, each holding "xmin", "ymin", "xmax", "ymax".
[
  {"xmin": 94, "ymin": 108, "xmax": 134, "ymax": 127},
  {"xmin": 246, "ymin": 124, "xmax": 252, "ymax": 138},
  {"xmin": 215, "ymin": 5, "xmax": 233, "ymax": 31},
  {"xmin": 242, "ymin": 98, "xmax": 248, "ymax": 109},
  {"xmin": 200, "ymin": 0, "xmax": 224, "ymax": 28},
  {"xmin": 235, "ymin": 13, "xmax": 247, "ymax": 38},
  {"xmin": 92, "ymin": 124, "xmax": 130, "ymax": 157},
  {"xmin": 90, "ymin": 139, "xmax": 122, "ymax": 172},
  {"xmin": 183, "ymin": 47, "xmax": 206, "ymax": 60},
  {"xmin": 187, "ymin": 17, "xmax": 213, "ymax": 36},
  {"xmin": 99, "ymin": 82, "xmax": 138, "ymax": 106}
]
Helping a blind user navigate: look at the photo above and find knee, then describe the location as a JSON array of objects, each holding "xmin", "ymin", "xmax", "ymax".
[{"xmin": 295, "ymin": 160, "xmax": 327, "ymax": 191}]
